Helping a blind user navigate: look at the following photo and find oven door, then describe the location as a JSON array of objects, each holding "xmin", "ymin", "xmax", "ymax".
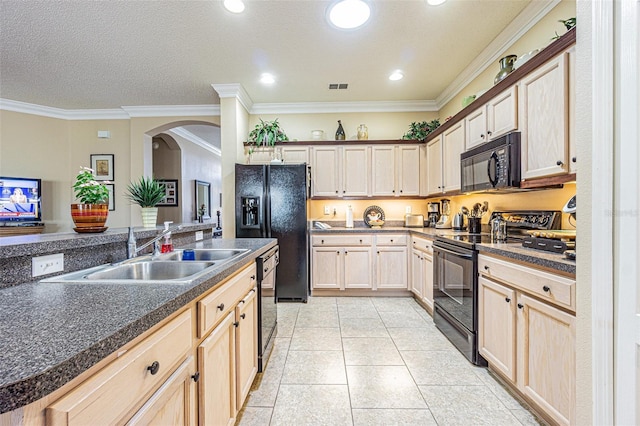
[{"xmin": 433, "ymin": 240, "xmax": 476, "ymax": 332}]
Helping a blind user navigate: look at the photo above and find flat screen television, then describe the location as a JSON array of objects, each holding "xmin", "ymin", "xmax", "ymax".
[{"xmin": 0, "ymin": 177, "xmax": 42, "ymax": 222}]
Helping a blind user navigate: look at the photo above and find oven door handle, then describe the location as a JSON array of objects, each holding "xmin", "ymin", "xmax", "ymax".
[{"xmin": 434, "ymin": 245, "xmax": 474, "ymax": 260}]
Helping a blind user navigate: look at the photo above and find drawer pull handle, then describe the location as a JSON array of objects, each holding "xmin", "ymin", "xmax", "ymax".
[
  {"xmin": 240, "ymin": 313, "xmax": 246, "ymax": 319},
  {"xmin": 233, "ymin": 321, "xmax": 240, "ymax": 327},
  {"xmin": 390, "ymin": 239, "xmax": 394, "ymax": 243},
  {"xmin": 484, "ymin": 265, "xmax": 489, "ymax": 270},
  {"xmin": 251, "ymin": 275, "xmax": 256, "ymax": 280},
  {"xmin": 572, "ymin": 156, "xmax": 577, "ymax": 163},
  {"xmin": 322, "ymin": 239, "xmax": 325, "ymax": 244},
  {"xmin": 191, "ymin": 371, "xmax": 200, "ymax": 382},
  {"xmin": 543, "ymin": 285, "xmax": 550, "ymax": 292},
  {"xmin": 345, "ymin": 251, "xmax": 348, "ymax": 255},
  {"xmin": 217, "ymin": 303, "xmax": 225, "ymax": 311},
  {"xmin": 556, "ymin": 160, "xmax": 564, "ymax": 166},
  {"xmin": 147, "ymin": 361, "xmax": 160, "ymax": 375},
  {"xmin": 505, "ymin": 297, "xmax": 511, "ymax": 303},
  {"xmin": 377, "ymin": 251, "xmax": 380, "ymax": 254},
  {"xmin": 336, "ymin": 251, "xmax": 340, "ymax": 255},
  {"xmin": 359, "ymin": 239, "xmax": 363, "ymax": 243},
  {"xmin": 517, "ymin": 303, "xmax": 524, "ymax": 309}
]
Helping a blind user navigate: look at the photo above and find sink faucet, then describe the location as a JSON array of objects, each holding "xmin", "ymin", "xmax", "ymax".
[{"xmin": 127, "ymin": 225, "xmax": 183, "ymax": 259}]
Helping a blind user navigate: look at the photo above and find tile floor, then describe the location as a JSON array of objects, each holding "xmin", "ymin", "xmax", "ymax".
[{"xmin": 237, "ymin": 296, "xmax": 544, "ymax": 426}]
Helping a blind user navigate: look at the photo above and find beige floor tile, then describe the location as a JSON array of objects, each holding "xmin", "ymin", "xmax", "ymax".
[
  {"xmin": 296, "ymin": 306, "xmax": 339, "ymax": 328},
  {"xmin": 371, "ymin": 297, "xmax": 420, "ymax": 312},
  {"xmin": 336, "ymin": 296, "xmax": 374, "ymax": 306},
  {"xmin": 289, "ymin": 327, "xmax": 342, "ymax": 351},
  {"xmin": 270, "ymin": 384, "xmax": 352, "ymax": 426},
  {"xmin": 418, "ymin": 384, "xmax": 507, "ymax": 411},
  {"xmin": 305, "ymin": 296, "xmax": 337, "ymax": 306},
  {"xmin": 277, "ymin": 303, "xmax": 301, "ymax": 316},
  {"xmin": 342, "ymin": 337, "xmax": 403, "ymax": 366},
  {"xmin": 428, "ymin": 406, "xmax": 522, "ymax": 426},
  {"xmin": 401, "ymin": 350, "xmax": 484, "ymax": 385},
  {"xmin": 387, "ymin": 327, "xmax": 454, "ymax": 351},
  {"xmin": 245, "ymin": 376, "xmax": 281, "ymax": 407},
  {"xmin": 237, "ymin": 406, "xmax": 273, "ymax": 425},
  {"xmin": 378, "ymin": 309, "xmax": 430, "ymax": 328},
  {"xmin": 347, "ymin": 365, "xmax": 427, "ymax": 409},
  {"xmin": 338, "ymin": 303, "xmax": 380, "ymax": 319},
  {"xmin": 351, "ymin": 408, "xmax": 437, "ymax": 426},
  {"xmin": 281, "ymin": 350, "xmax": 347, "ymax": 384},
  {"xmin": 340, "ymin": 316, "xmax": 389, "ymax": 338},
  {"xmin": 511, "ymin": 408, "xmax": 546, "ymax": 425}
]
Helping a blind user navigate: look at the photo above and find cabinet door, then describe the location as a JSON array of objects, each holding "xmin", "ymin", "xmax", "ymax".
[
  {"xmin": 487, "ymin": 86, "xmax": 518, "ymax": 140},
  {"xmin": 342, "ymin": 146, "xmax": 369, "ymax": 196},
  {"xmin": 281, "ymin": 146, "xmax": 309, "ymax": 164},
  {"xmin": 410, "ymin": 249, "xmax": 423, "ymax": 298},
  {"xmin": 312, "ymin": 247, "xmax": 342, "ymax": 289},
  {"xmin": 567, "ymin": 47, "xmax": 577, "ymax": 173},
  {"xmin": 442, "ymin": 121, "xmax": 464, "ymax": 192},
  {"xmin": 465, "ymin": 106, "xmax": 487, "ymax": 150},
  {"xmin": 421, "ymin": 252, "xmax": 433, "ymax": 312},
  {"xmin": 344, "ymin": 247, "xmax": 372, "ymax": 289},
  {"xmin": 517, "ymin": 293, "xmax": 575, "ymax": 426},
  {"xmin": 311, "ymin": 146, "xmax": 340, "ymax": 197},
  {"xmin": 371, "ymin": 145, "xmax": 396, "ymax": 196},
  {"xmin": 376, "ymin": 247, "xmax": 407, "ymax": 290},
  {"xmin": 478, "ymin": 276, "xmax": 516, "ymax": 382},
  {"xmin": 426, "ymin": 137, "xmax": 443, "ymax": 195},
  {"xmin": 198, "ymin": 312, "xmax": 236, "ymax": 426},
  {"xmin": 519, "ymin": 53, "xmax": 569, "ymax": 180},
  {"xmin": 235, "ymin": 288, "xmax": 258, "ymax": 409},
  {"xmin": 127, "ymin": 357, "xmax": 197, "ymax": 426},
  {"xmin": 397, "ymin": 145, "xmax": 420, "ymax": 196}
]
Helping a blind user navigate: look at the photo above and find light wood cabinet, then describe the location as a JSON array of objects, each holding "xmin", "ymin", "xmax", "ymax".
[
  {"xmin": 281, "ymin": 146, "xmax": 309, "ymax": 164},
  {"xmin": 310, "ymin": 146, "xmax": 340, "ymax": 197},
  {"xmin": 465, "ymin": 85, "xmax": 518, "ymax": 150},
  {"xmin": 410, "ymin": 248, "xmax": 424, "ymax": 299},
  {"xmin": 376, "ymin": 246, "xmax": 407, "ymax": 290},
  {"xmin": 410, "ymin": 236, "xmax": 433, "ymax": 312},
  {"xmin": 311, "ymin": 235, "xmax": 373, "ymax": 290},
  {"xmin": 427, "ymin": 122, "xmax": 464, "ymax": 195},
  {"xmin": 426, "ymin": 137, "xmax": 442, "ymax": 195},
  {"xmin": 371, "ymin": 145, "xmax": 396, "ymax": 196},
  {"xmin": 344, "ymin": 247, "xmax": 373, "ymax": 289},
  {"xmin": 235, "ymin": 288, "xmax": 258, "ymax": 409},
  {"xmin": 567, "ymin": 46, "xmax": 577, "ymax": 173},
  {"xmin": 478, "ymin": 254, "xmax": 575, "ymax": 426},
  {"xmin": 311, "ymin": 246, "xmax": 342, "ymax": 289},
  {"xmin": 342, "ymin": 146, "xmax": 369, "ymax": 196},
  {"xmin": 397, "ymin": 145, "xmax": 420, "ymax": 196},
  {"xmin": 519, "ymin": 52, "xmax": 570, "ymax": 180},
  {"xmin": 310, "ymin": 146, "xmax": 368, "ymax": 197}
]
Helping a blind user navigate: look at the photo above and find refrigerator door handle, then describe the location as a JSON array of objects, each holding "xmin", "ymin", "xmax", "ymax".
[{"xmin": 264, "ymin": 166, "xmax": 271, "ymax": 238}]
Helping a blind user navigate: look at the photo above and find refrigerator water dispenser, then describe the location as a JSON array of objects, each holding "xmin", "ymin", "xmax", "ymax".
[{"xmin": 241, "ymin": 196, "xmax": 261, "ymax": 229}]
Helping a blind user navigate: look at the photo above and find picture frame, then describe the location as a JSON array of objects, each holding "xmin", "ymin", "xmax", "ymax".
[
  {"xmin": 90, "ymin": 154, "xmax": 114, "ymax": 181},
  {"xmin": 106, "ymin": 184, "xmax": 115, "ymax": 211},
  {"xmin": 157, "ymin": 179, "xmax": 178, "ymax": 206}
]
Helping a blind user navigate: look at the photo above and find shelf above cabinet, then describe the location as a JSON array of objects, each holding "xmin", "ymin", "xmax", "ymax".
[{"xmin": 243, "ymin": 139, "xmax": 421, "ymax": 147}]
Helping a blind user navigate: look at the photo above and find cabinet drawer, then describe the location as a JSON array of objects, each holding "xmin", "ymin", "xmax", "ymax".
[
  {"xmin": 376, "ymin": 234, "xmax": 407, "ymax": 246},
  {"xmin": 311, "ymin": 235, "xmax": 372, "ymax": 246},
  {"xmin": 47, "ymin": 309, "xmax": 193, "ymax": 426},
  {"xmin": 411, "ymin": 236, "xmax": 433, "ymax": 254},
  {"xmin": 478, "ymin": 255, "xmax": 575, "ymax": 312},
  {"xmin": 198, "ymin": 263, "xmax": 256, "ymax": 338}
]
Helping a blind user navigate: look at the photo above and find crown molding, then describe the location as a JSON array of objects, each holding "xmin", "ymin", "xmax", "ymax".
[
  {"xmin": 435, "ymin": 0, "xmax": 561, "ymax": 109},
  {"xmin": 169, "ymin": 127, "xmax": 222, "ymax": 156},
  {"xmin": 250, "ymin": 100, "xmax": 438, "ymax": 115},
  {"xmin": 211, "ymin": 83, "xmax": 254, "ymax": 112},
  {"xmin": 120, "ymin": 105, "xmax": 219, "ymax": 117},
  {"xmin": 0, "ymin": 98, "xmax": 128, "ymax": 120}
]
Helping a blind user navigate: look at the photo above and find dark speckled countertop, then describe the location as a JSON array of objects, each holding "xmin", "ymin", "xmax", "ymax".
[{"xmin": 0, "ymin": 237, "xmax": 276, "ymax": 414}]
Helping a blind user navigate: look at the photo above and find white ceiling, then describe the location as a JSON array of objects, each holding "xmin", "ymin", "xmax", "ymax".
[{"xmin": 0, "ymin": 0, "xmax": 535, "ymax": 110}]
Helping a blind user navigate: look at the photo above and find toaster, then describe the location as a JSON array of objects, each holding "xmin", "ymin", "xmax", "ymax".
[{"xmin": 404, "ymin": 214, "xmax": 424, "ymax": 228}]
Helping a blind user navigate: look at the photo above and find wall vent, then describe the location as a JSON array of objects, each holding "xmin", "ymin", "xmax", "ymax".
[{"xmin": 328, "ymin": 83, "xmax": 349, "ymax": 90}]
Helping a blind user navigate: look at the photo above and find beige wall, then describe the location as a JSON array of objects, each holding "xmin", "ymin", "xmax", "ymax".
[{"xmin": 439, "ymin": 0, "xmax": 576, "ymax": 120}]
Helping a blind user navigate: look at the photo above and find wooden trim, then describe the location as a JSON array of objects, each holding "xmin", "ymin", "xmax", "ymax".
[
  {"xmin": 426, "ymin": 28, "xmax": 576, "ymax": 143},
  {"xmin": 519, "ymin": 173, "xmax": 576, "ymax": 189},
  {"xmin": 244, "ymin": 139, "xmax": 421, "ymax": 147}
]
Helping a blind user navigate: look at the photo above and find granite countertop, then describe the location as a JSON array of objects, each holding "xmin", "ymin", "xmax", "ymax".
[{"xmin": 0, "ymin": 237, "xmax": 276, "ymax": 414}]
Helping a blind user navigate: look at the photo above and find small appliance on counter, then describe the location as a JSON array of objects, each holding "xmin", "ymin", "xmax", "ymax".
[
  {"xmin": 404, "ymin": 214, "xmax": 424, "ymax": 228},
  {"xmin": 452, "ymin": 212, "xmax": 465, "ymax": 230},
  {"xmin": 435, "ymin": 199, "xmax": 452, "ymax": 229},
  {"xmin": 427, "ymin": 202, "xmax": 440, "ymax": 227}
]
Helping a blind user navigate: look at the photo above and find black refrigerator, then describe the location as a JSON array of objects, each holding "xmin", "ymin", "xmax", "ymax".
[{"xmin": 235, "ymin": 163, "xmax": 309, "ymax": 302}]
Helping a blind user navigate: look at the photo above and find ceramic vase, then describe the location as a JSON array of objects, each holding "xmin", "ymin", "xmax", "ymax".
[
  {"xmin": 494, "ymin": 55, "xmax": 518, "ymax": 85},
  {"xmin": 141, "ymin": 207, "xmax": 158, "ymax": 228},
  {"xmin": 71, "ymin": 204, "xmax": 108, "ymax": 233}
]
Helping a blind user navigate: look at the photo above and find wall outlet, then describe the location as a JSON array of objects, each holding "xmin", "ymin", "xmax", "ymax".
[
  {"xmin": 195, "ymin": 231, "xmax": 204, "ymax": 241},
  {"xmin": 32, "ymin": 253, "xmax": 64, "ymax": 277},
  {"xmin": 405, "ymin": 206, "xmax": 412, "ymax": 214},
  {"xmin": 324, "ymin": 206, "xmax": 330, "ymax": 215}
]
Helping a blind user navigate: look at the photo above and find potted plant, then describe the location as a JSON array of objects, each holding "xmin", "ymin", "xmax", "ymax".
[
  {"xmin": 71, "ymin": 167, "xmax": 110, "ymax": 232},
  {"xmin": 246, "ymin": 118, "xmax": 289, "ymax": 155},
  {"xmin": 402, "ymin": 119, "xmax": 441, "ymax": 141},
  {"xmin": 125, "ymin": 176, "xmax": 166, "ymax": 228}
]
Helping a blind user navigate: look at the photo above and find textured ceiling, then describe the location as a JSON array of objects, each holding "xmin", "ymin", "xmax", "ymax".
[{"xmin": 0, "ymin": 0, "xmax": 531, "ymax": 110}]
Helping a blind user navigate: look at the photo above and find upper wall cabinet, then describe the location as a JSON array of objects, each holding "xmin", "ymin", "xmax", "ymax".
[
  {"xmin": 427, "ymin": 121, "xmax": 464, "ymax": 196},
  {"xmin": 371, "ymin": 145, "xmax": 421, "ymax": 197},
  {"xmin": 519, "ymin": 52, "xmax": 570, "ymax": 180},
  {"xmin": 465, "ymin": 86, "xmax": 518, "ymax": 150},
  {"xmin": 310, "ymin": 145, "xmax": 369, "ymax": 197}
]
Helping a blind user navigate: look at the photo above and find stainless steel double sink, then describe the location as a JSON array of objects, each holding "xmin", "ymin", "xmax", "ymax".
[{"xmin": 41, "ymin": 249, "xmax": 250, "ymax": 284}]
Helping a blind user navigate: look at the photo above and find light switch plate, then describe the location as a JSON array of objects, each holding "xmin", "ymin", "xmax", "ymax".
[
  {"xmin": 405, "ymin": 206, "xmax": 412, "ymax": 214},
  {"xmin": 32, "ymin": 253, "xmax": 64, "ymax": 277},
  {"xmin": 324, "ymin": 206, "xmax": 330, "ymax": 215},
  {"xmin": 195, "ymin": 231, "xmax": 204, "ymax": 241}
]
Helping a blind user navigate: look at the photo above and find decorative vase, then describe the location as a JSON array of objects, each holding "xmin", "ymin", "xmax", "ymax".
[
  {"xmin": 357, "ymin": 124, "xmax": 368, "ymax": 140},
  {"xmin": 141, "ymin": 207, "xmax": 158, "ymax": 228},
  {"xmin": 494, "ymin": 55, "xmax": 518, "ymax": 85},
  {"xmin": 335, "ymin": 120, "xmax": 345, "ymax": 140},
  {"xmin": 71, "ymin": 204, "xmax": 108, "ymax": 233}
]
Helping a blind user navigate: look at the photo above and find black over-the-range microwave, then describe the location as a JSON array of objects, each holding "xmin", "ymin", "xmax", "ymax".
[{"xmin": 460, "ymin": 131, "xmax": 521, "ymax": 193}]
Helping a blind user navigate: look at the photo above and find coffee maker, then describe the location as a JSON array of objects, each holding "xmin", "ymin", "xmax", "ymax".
[
  {"xmin": 427, "ymin": 202, "xmax": 440, "ymax": 227},
  {"xmin": 436, "ymin": 199, "xmax": 452, "ymax": 229}
]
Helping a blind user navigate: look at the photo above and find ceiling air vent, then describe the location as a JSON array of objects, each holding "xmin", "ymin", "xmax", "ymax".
[{"xmin": 328, "ymin": 83, "xmax": 349, "ymax": 90}]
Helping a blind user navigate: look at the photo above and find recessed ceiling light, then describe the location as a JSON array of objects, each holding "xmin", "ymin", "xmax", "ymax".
[
  {"xmin": 224, "ymin": 0, "xmax": 245, "ymax": 13},
  {"xmin": 389, "ymin": 70, "xmax": 404, "ymax": 81},
  {"xmin": 328, "ymin": 0, "xmax": 371, "ymax": 30},
  {"xmin": 260, "ymin": 73, "xmax": 275, "ymax": 84},
  {"xmin": 426, "ymin": 0, "xmax": 447, "ymax": 6}
]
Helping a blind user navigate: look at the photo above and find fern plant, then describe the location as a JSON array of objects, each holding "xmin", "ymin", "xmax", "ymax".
[
  {"xmin": 402, "ymin": 119, "xmax": 441, "ymax": 141},
  {"xmin": 125, "ymin": 176, "xmax": 166, "ymax": 208},
  {"xmin": 246, "ymin": 119, "xmax": 289, "ymax": 154}
]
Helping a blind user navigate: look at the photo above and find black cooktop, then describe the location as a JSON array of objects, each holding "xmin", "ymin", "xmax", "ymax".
[{"xmin": 435, "ymin": 232, "xmax": 519, "ymax": 249}]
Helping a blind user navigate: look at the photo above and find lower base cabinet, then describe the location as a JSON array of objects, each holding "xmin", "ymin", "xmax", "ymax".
[
  {"xmin": 410, "ymin": 236, "xmax": 433, "ymax": 311},
  {"xmin": 478, "ymin": 254, "xmax": 575, "ymax": 426}
]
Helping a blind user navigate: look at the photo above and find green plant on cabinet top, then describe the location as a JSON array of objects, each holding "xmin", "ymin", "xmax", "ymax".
[{"xmin": 246, "ymin": 118, "xmax": 289, "ymax": 154}]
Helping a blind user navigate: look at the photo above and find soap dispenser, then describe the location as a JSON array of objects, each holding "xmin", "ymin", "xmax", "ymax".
[{"xmin": 161, "ymin": 221, "xmax": 174, "ymax": 253}]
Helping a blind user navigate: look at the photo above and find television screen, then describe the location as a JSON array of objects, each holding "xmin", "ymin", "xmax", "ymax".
[{"xmin": 0, "ymin": 177, "xmax": 42, "ymax": 222}]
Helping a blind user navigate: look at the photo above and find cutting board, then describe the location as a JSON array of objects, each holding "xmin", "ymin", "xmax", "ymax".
[{"xmin": 526, "ymin": 230, "xmax": 576, "ymax": 240}]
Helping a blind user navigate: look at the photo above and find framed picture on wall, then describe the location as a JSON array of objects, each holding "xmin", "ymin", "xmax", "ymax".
[
  {"xmin": 90, "ymin": 154, "xmax": 114, "ymax": 181},
  {"xmin": 106, "ymin": 184, "xmax": 115, "ymax": 211},
  {"xmin": 157, "ymin": 179, "xmax": 178, "ymax": 206}
]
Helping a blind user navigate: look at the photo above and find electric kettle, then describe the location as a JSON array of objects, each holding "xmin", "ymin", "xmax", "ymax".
[{"xmin": 452, "ymin": 213, "xmax": 465, "ymax": 230}]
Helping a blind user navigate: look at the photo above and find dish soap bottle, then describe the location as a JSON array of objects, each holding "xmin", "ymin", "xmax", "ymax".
[
  {"xmin": 161, "ymin": 221, "xmax": 174, "ymax": 253},
  {"xmin": 346, "ymin": 205, "xmax": 354, "ymax": 228},
  {"xmin": 335, "ymin": 120, "xmax": 346, "ymax": 140}
]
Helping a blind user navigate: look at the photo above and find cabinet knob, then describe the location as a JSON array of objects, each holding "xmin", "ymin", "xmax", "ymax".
[
  {"xmin": 377, "ymin": 251, "xmax": 380, "ymax": 254},
  {"xmin": 191, "ymin": 371, "xmax": 200, "ymax": 382},
  {"xmin": 359, "ymin": 239, "xmax": 363, "ymax": 243},
  {"xmin": 343, "ymin": 190, "xmax": 346, "ymax": 193},
  {"xmin": 147, "ymin": 361, "xmax": 160, "ymax": 375},
  {"xmin": 240, "ymin": 313, "xmax": 246, "ymax": 319},
  {"xmin": 335, "ymin": 190, "xmax": 338, "ymax": 194},
  {"xmin": 480, "ymin": 134, "xmax": 485, "ymax": 139},
  {"xmin": 251, "ymin": 275, "xmax": 256, "ymax": 280},
  {"xmin": 217, "ymin": 303, "xmax": 225, "ymax": 311},
  {"xmin": 572, "ymin": 156, "xmax": 577, "ymax": 163},
  {"xmin": 392, "ymin": 190, "xmax": 395, "ymax": 193},
  {"xmin": 233, "ymin": 321, "xmax": 239, "ymax": 327},
  {"xmin": 556, "ymin": 160, "xmax": 564, "ymax": 166},
  {"xmin": 543, "ymin": 285, "xmax": 550, "ymax": 292},
  {"xmin": 505, "ymin": 297, "xmax": 511, "ymax": 303},
  {"xmin": 336, "ymin": 251, "xmax": 340, "ymax": 254},
  {"xmin": 321, "ymin": 239, "xmax": 324, "ymax": 244},
  {"xmin": 390, "ymin": 239, "xmax": 394, "ymax": 243},
  {"xmin": 400, "ymin": 190, "xmax": 403, "ymax": 193},
  {"xmin": 345, "ymin": 251, "xmax": 348, "ymax": 255},
  {"xmin": 517, "ymin": 303, "xmax": 524, "ymax": 309},
  {"xmin": 487, "ymin": 130, "xmax": 492, "ymax": 136},
  {"xmin": 484, "ymin": 265, "xmax": 489, "ymax": 270}
]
